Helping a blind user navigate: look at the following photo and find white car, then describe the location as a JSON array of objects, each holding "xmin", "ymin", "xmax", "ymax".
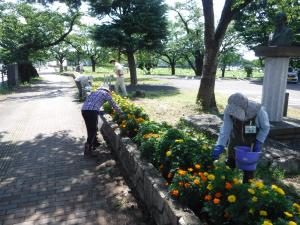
[{"xmin": 287, "ymin": 67, "xmax": 298, "ymax": 83}]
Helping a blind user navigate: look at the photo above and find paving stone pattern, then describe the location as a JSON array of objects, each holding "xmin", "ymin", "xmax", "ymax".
[{"xmin": 0, "ymin": 71, "xmax": 153, "ymax": 225}]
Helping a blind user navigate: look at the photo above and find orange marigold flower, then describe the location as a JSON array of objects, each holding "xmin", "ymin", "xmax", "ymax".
[
  {"xmin": 184, "ymin": 183, "xmax": 191, "ymax": 188},
  {"xmin": 170, "ymin": 189, "xmax": 179, "ymax": 197},
  {"xmin": 178, "ymin": 169, "xmax": 187, "ymax": 176},
  {"xmin": 188, "ymin": 168, "xmax": 193, "ymax": 172},
  {"xmin": 215, "ymin": 192, "xmax": 222, "ymax": 198},
  {"xmin": 195, "ymin": 164, "xmax": 201, "ymax": 170},
  {"xmin": 225, "ymin": 182, "xmax": 233, "ymax": 190},
  {"xmin": 213, "ymin": 198, "xmax": 220, "ymax": 204},
  {"xmin": 178, "ymin": 181, "xmax": 184, "ymax": 187},
  {"xmin": 167, "ymin": 173, "xmax": 173, "ymax": 179},
  {"xmin": 199, "ymin": 172, "xmax": 207, "ymax": 182},
  {"xmin": 194, "ymin": 179, "xmax": 200, "ymax": 185},
  {"xmin": 204, "ymin": 194, "xmax": 212, "ymax": 201}
]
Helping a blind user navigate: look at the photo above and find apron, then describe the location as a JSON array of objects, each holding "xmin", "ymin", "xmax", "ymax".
[{"xmin": 227, "ymin": 116, "xmax": 258, "ymax": 169}]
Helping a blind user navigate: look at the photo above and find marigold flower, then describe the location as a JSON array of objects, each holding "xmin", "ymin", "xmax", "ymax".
[
  {"xmin": 170, "ymin": 189, "xmax": 179, "ymax": 197},
  {"xmin": 204, "ymin": 172, "xmax": 208, "ymax": 176},
  {"xmin": 207, "ymin": 174, "xmax": 215, "ymax": 181},
  {"xmin": 252, "ymin": 196, "xmax": 258, "ymax": 202},
  {"xmin": 207, "ymin": 184, "xmax": 213, "ymax": 190},
  {"xmin": 233, "ymin": 178, "xmax": 240, "ymax": 184},
  {"xmin": 194, "ymin": 164, "xmax": 201, "ymax": 170},
  {"xmin": 178, "ymin": 169, "xmax": 187, "ymax": 176},
  {"xmin": 262, "ymin": 220, "xmax": 273, "ymax": 225},
  {"xmin": 225, "ymin": 182, "xmax": 232, "ymax": 190},
  {"xmin": 167, "ymin": 173, "xmax": 173, "ymax": 179},
  {"xmin": 178, "ymin": 181, "xmax": 184, "ymax": 187},
  {"xmin": 259, "ymin": 210, "xmax": 268, "ymax": 216},
  {"xmin": 249, "ymin": 208, "xmax": 254, "ymax": 214},
  {"xmin": 166, "ymin": 151, "xmax": 172, "ymax": 157},
  {"xmin": 262, "ymin": 191, "xmax": 269, "ymax": 195},
  {"xmin": 194, "ymin": 179, "xmax": 200, "ymax": 185},
  {"xmin": 159, "ymin": 164, "xmax": 164, "ymax": 170},
  {"xmin": 276, "ymin": 187, "xmax": 285, "ymax": 195},
  {"xmin": 215, "ymin": 192, "xmax": 222, "ymax": 198},
  {"xmin": 175, "ymin": 139, "xmax": 184, "ymax": 143},
  {"xmin": 248, "ymin": 188, "xmax": 255, "ymax": 195},
  {"xmin": 228, "ymin": 195, "xmax": 236, "ymax": 203},
  {"xmin": 213, "ymin": 198, "xmax": 220, "ymax": 204},
  {"xmin": 188, "ymin": 168, "xmax": 193, "ymax": 172},
  {"xmin": 288, "ymin": 221, "xmax": 297, "ymax": 225},
  {"xmin": 284, "ymin": 212, "xmax": 293, "ymax": 218},
  {"xmin": 204, "ymin": 194, "xmax": 212, "ymax": 201},
  {"xmin": 255, "ymin": 181, "xmax": 264, "ymax": 189},
  {"xmin": 293, "ymin": 203, "xmax": 300, "ymax": 209},
  {"xmin": 221, "ymin": 176, "xmax": 225, "ymax": 180},
  {"xmin": 184, "ymin": 183, "xmax": 191, "ymax": 188},
  {"xmin": 199, "ymin": 172, "xmax": 207, "ymax": 182}
]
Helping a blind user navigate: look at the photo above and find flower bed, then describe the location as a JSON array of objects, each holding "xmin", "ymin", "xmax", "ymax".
[{"xmin": 102, "ymin": 93, "xmax": 300, "ymax": 225}]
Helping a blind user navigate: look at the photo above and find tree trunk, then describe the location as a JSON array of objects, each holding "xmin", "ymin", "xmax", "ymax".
[
  {"xmin": 195, "ymin": 49, "xmax": 204, "ymax": 76},
  {"xmin": 59, "ymin": 58, "xmax": 64, "ymax": 73},
  {"xmin": 171, "ymin": 61, "xmax": 176, "ymax": 75},
  {"xmin": 91, "ymin": 57, "xmax": 96, "ymax": 72},
  {"xmin": 221, "ymin": 65, "xmax": 226, "ymax": 77},
  {"xmin": 196, "ymin": 48, "xmax": 218, "ymax": 111},
  {"xmin": 18, "ymin": 62, "xmax": 39, "ymax": 83},
  {"xmin": 127, "ymin": 51, "xmax": 137, "ymax": 85}
]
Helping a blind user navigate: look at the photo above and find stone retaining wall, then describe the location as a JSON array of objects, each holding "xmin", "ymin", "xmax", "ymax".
[{"xmin": 100, "ymin": 114, "xmax": 202, "ymax": 225}]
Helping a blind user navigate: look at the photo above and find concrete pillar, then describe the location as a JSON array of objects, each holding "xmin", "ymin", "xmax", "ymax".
[{"xmin": 262, "ymin": 57, "xmax": 289, "ymax": 122}]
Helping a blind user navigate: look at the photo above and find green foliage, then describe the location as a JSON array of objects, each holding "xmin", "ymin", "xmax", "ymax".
[
  {"xmin": 136, "ymin": 51, "xmax": 159, "ymax": 75},
  {"xmin": 244, "ymin": 66, "xmax": 253, "ymax": 77}
]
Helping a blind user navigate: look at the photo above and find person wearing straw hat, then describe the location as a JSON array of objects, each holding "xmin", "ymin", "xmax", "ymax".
[
  {"xmin": 211, "ymin": 92, "xmax": 270, "ymax": 183},
  {"xmin": 81, "ymin": 86, "xmax": 123, "ymax": 157}
]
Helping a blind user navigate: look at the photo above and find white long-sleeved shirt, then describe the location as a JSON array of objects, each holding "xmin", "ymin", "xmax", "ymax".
[{"xmin": 217, "ymin": 107, "xmax": 270, "ymax": 146}]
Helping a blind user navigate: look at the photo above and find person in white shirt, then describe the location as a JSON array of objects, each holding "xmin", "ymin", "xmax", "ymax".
[
  {"xmin": 74, "ymin": 75, "xmax": 93, "ymax": 100},
  {"xmin": 109, "ymin": 59, "xmax": 128, "ymax": 96}
]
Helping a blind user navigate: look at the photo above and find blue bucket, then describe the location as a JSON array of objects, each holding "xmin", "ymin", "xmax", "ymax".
[{"xmin": 234, "ymin": 146, "xmax": 262, "ymax": 171}]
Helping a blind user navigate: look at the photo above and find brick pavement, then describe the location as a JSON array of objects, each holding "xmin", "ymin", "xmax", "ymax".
[{"xmin": 0, "ymin": 71, "xmax": 153, "ymax": 225}]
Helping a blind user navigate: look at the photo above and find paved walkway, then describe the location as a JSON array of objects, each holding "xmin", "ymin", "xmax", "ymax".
[{"xmin": 0, "ymin": 71, "xmax": 153, "ymax": 225}]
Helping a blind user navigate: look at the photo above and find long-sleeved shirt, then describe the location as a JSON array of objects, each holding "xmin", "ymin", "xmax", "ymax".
[
  {"xmin": 82, "ymin": 89, "xmax": 121, "ymax": 113},
  {"xmin": 217, "ymin": 107, "xmax": 270, "ymax": 146}
]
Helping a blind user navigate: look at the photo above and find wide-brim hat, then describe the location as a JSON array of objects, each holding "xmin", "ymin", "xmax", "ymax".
[
  {"xmin": 225, "ymin": 93, "xmax": 248, "ymax": 121},
  {"xmin": 98, "ymin": 86, "xmax": 110, "ymax": 92}
]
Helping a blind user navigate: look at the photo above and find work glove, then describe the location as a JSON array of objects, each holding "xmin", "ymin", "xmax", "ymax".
[
  {"xmin": 253, "ymin": 140, "xmax": 262, "ymax": 152},
  {"xmin": 211, "ymin": 145, "xmax": 225, "ymax": 160}
]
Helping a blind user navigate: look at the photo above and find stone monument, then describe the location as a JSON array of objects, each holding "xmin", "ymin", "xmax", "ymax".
[{"xmin": 255, "ymin": 12, "xmax": 300, "ymax": 122}]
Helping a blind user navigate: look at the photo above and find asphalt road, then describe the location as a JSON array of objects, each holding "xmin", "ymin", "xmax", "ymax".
[{"xmin": 158, "ymin": 77, "xmax": 300, "ymax": 109}]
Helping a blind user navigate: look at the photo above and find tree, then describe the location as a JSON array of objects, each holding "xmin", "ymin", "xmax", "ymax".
[
  {"xmin": 50, "ymin": 42, "xmax": 72, "ymax": 73},
  {"xmin": 0, "ymin": 2, "xmax": 79, "ymax": 82},
  {"xmin": 90, "ymin": 0, "xmax": 168, "ymax": 85},
  {"xmin": 136, "ymin": 51, "xmax": 159, "ymax": 75},
  {"xmin": 234, "ymin": 0, "xmax": 300, "ymax": 50},
  {"xmin": 197, "ymin": 0, "xmax": 254, "ymax": 110},
  {"xmin": 218, "ymin": 24, "xmax": 242, "ymax": 77},
  {"xmin": 172, "ymin": 0, "xmax": 205, "ymax": 77}
]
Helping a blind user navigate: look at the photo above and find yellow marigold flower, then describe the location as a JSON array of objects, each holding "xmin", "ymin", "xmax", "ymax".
[
  {"xmin": 175, "ymin": 139, "xmax": 184, "ymax": 143},
  {"xmin": 194, "ymin": 179, "xmax": 200, "ymax": 185},
  {"xmin": 249, "ymin": 208, "xmax": 254, "ymax": 214},
  {"xmin": 228, "ymin": 195, "xmax": 236, "ymax": 203},
  {"xmin": 207, "ymin": 184, "xmax": 213, "ymax": 190},
  {"xmin": 207, "ymin": 174, "xmax": 215, "ymax": 181},
  {"xmin": 276, "ymin": 187, "xmax": 285, "ymax": 195},
  {"xmin": 284, "ymin": 212, "xmax": 293, "ymax": 218},
  {"xmin": 221, "ymin": 176, "xmax": 225, "ymax": 180},
  {"xmin": 262, "ymin": 220, "xmax": 273, "ymax": 225},
  {"xmin": 188, "ymin": 168, "xmax": 193, "ymax": 172},
  {"xmin": 233, "ymin": 178, "xmax": 240, "ymax": 184},
  {"xmin": 252, "ymin": 196, "xmax": 258, "ymax": 202},
  {"xmin": 204, "ymin": 172, "xmax": 208, "ymax": 176},
  {"xmin": 166, "ymin": 151, "xmax": 172, "ymax": 157},
  {"xmin": 288, "ymin": 221, "xmax": 297, "ymax": 225},
  {"xmin": 248, "ymin": 188, "xmax": 255, "ymax": 195},
  {"xmin": 178, "ymin": 169, "xmax": 187, "ymax": 176},
  {"xmin": 255, "ymin": 181, "xmax": 264, "ymax": 189},
  {"xmin": 262, "ymin": 191, "xmax": 269, "ymax": 195},
  {"xmin": 194, "ymin": 164, "xmax": 201, "ymax": 170},
  {"xmin": 121, "ymin": 124, "xmax": 126, "ymax": 128},
  {"xmin": 259, "ymin": 210, "xmax": 268, "ymax": 216},
  {"xmin": 293, "ymin": 203, "xmax": 300, "ymax": 209},
  {"xmin": 271, "ymin": 184, "xmax": 278, "ymax": 190}
]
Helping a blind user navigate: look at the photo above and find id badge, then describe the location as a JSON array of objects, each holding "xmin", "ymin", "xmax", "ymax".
[{"xmin": 245, "ymin": 125, "xmax": 256, "ymax": 134}]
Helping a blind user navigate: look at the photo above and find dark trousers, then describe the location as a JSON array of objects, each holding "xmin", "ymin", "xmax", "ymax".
[
  {"xmin": 75, "ymin": 81, "xmax": 83, "ymax": 99},
  {"xmin": 227, "ymin": 154, "xmax": 254, "ymax": 184},
  {"xmin": 82, "ymin": 110, "xmax": 98, "ymax": 145}
]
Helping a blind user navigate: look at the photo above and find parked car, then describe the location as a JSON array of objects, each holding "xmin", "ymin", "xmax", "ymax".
[{"xmin": 287, "ymin": 67, "xmax": 298, "ymax": 83}]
